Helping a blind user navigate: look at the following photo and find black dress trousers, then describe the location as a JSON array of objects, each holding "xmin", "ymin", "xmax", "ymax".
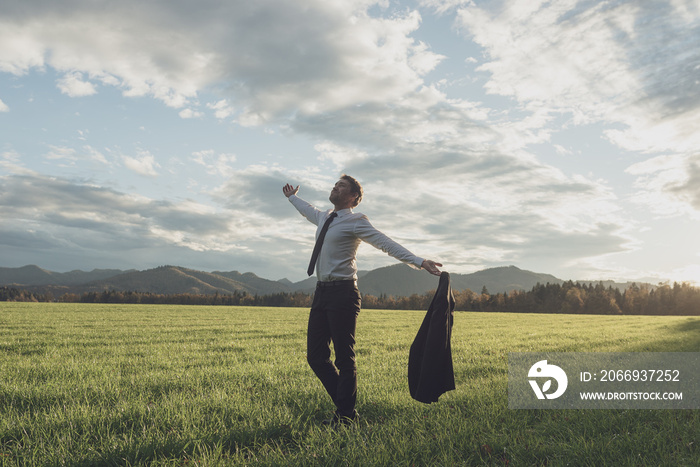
[{"xmin": 306, "ymin": 280, "xmax": 362, "ymax": 417}]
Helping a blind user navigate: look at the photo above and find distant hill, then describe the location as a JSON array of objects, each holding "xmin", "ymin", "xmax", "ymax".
[
  {"xmin": 212, "ymin": 270, "xmax": 293, "ymax": 295},
  {"xmin": 358, "ymin": 264, "xmax": 563, "ymax": 297},
  {"xmin": 286, "ymin": 276, "xmax": 318, "ymax": 294},
  {"xmin": 80, "ymin": 266, "xmax": 257, "ymax": 295},
  {"xmin": 0, "ymin": 264, "xmax": 645, "ymax": 298},
  {"xmin": 0, "ymin": 265, "xmax": 132, "ymax": 286},
  {"xmin": 453, "ymin": 265, "xmax": 562, "ymax": 294}
]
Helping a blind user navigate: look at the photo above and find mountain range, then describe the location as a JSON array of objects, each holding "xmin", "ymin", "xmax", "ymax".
[{"xmin": 0, "ymin": 264, "xmax": 642, "ymax": 298}]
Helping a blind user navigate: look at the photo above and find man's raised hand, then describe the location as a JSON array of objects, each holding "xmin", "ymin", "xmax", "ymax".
[{"xmin": 283, "ymin": 184, "xmax": 299, "ymax": 198}]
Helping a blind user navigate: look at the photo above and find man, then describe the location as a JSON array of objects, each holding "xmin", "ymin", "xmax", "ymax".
[{"xmin": 283, "ymin": 174, "xmax": 442, "ymax": 426}]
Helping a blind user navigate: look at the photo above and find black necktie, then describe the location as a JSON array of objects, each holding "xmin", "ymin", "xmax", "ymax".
[{"xmin": 307, "ymin": 212, "xmax": 338, "ymax": 276}]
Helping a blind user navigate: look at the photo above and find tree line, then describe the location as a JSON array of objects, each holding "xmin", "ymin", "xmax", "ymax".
[
  {"xmin": 0, "ymin": 288, "xmax": 313, "ymax": 308},
  {"xmin": 1, "ymin": 280, "xmax": 698, "ymax": 315}
]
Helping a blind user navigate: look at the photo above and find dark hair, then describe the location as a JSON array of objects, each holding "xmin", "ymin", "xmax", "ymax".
[{"xmin": 341, "ymin": 174, "xmax": 363, "ymax": 207}]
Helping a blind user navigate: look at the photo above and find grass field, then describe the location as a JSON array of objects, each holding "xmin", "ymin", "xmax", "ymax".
[{"xmin": 0, "ymin": 302, "xmax": 698, "ymax": 466}]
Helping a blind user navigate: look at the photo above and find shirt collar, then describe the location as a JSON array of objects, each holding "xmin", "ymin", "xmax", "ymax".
[{"xmin": 334, "ymin": 207, "xmax": 353, "ymax": 217}]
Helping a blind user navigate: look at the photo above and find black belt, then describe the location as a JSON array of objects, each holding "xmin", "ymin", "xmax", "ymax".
[{"xmin": 316, "ymin": 280, "xmax": 357, "ymax": 288}]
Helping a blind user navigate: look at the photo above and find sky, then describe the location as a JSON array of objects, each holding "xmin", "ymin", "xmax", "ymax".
[{"xmin": 1, "ymin": 0, "xmax": 699, "ymax": 284}]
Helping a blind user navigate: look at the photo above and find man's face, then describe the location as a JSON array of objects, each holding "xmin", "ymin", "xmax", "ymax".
[{"xmin": 329, "ymin": 179, "xmax": 356, "ymax": 207}]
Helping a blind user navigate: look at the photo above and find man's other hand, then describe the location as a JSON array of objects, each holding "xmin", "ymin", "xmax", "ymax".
[
  {"xmin": 421, "ymin": 259, "xmax": 443, "ymax": 276},
  {"xmin": 283, "ymin": 184, "xmax": 299, "ymax": 198}
]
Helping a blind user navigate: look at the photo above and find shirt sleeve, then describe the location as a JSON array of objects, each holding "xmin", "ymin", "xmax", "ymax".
[
  {"xmin": 354, "ymin": 216, "xmax": 425, "ymax": 269},
  {"xmin": 288, "ymin": 194, "xmax": 325, "ymax": 226}
]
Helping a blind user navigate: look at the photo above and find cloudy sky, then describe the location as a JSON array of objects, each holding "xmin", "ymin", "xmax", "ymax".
[{"xmin": 1, "ymin": 0, "xmax": 699, "ymax": 284}]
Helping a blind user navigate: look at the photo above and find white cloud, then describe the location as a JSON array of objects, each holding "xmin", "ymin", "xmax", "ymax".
[
  {"xmin": 0, "ymin": 0, "xmax": 445, "ymax": 117},
  {"xmin": 314, "ymin": 141, "xmax": 368, "ymax": 170},
  {"xmin": 626, "ymin": 153, "xmax": 700, "ymax": 218},
  {"xmin": 448, "ymin": 0, "xmax": 700, "ymax": 221},
  {"xmin": 122, "ymin": 150, "xmax": 160, "ymax": 177},
  {"xmin": 0, "ymin": 174, "xmax": 246, "ymax": 266},
  {"xmin": 41, "ymin": 143, "xmax": 110, "ymax": 168},
  {"xmin": 1, "ymin": 150, "xmax": 36, "ymax": 175},
  {"xmin": 0, "ymin": 22, "xmax": 46, "ymax": 75},
  {"xmin": 207, "ymin": 99, "xmax": 235, "ymax": 119},
  {"xmin": 56, "ymin": 71, "xmax": 97, "ymax": 97},
  {"xmin": 0, "ymin": 2, "xmax": 211, "ymax": 107},
  {"xmin": 45, "ymin": 145, "xmax": 77, "ymax": 162},
  {"xmin": 452, "ymin": 0, "xmax": 700, "ymax": 153},
  {"xmin": 456, "ymin": 0, "xmax": 642, "ymax": 118},
  {"xmin": 0, "ymin": 98, "xmax": 8, "ymax": 112},
  {"xmin": 419, "ymin": 0, "xmax": 473, "ymax": 15},
  {"xmin": 83, "ymin": 145, "xmax": 109, "ymax": 165},
  {"xmin": 178, "ymin": 108, "xmax": 204, "ymax": 119},
  {"xmin": 192, "ymin": 150, "xmax": 237, "ymax": 178}
]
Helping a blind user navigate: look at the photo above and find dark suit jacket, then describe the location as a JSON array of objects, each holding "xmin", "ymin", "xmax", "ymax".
[{"xmin": 408, "ymin": 271, "xmax": 456, "ymax": 403}]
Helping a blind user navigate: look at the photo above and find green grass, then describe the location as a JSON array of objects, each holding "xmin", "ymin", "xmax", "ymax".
[{"xmin": 0, "ymin": 303, "xmax": 698, "ymax": 466}]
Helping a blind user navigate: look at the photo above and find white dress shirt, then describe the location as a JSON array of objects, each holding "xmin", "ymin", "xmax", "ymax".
[{"xmin": 289, "ymin": 194, "xmax": 424, "ymax": 281}]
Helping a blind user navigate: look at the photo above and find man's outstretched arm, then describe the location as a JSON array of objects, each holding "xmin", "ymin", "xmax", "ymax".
[
  {"xmin": 283, "ymin": 183, "xmax": 325, "ymax": 226},
  {"xmin": 355, "ymin": 217, "xmax": 443, "ymax": 276}
]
